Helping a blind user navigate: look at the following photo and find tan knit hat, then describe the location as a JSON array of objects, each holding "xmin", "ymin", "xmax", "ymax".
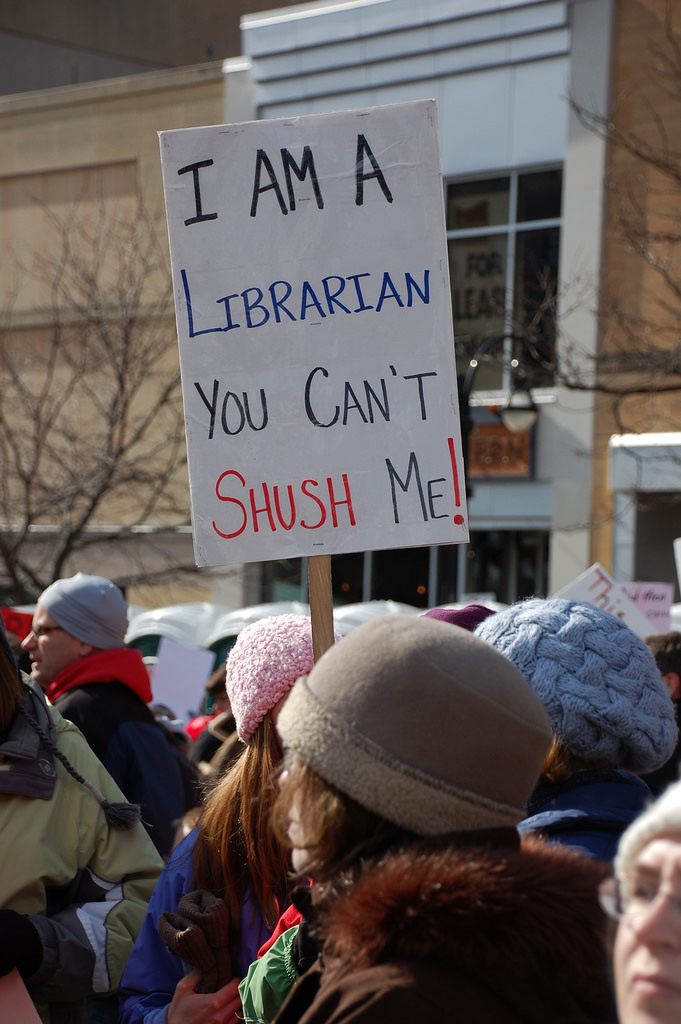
[{"xmin": 277, "ymin": 614, "xmax": 552, "ymax": 836}]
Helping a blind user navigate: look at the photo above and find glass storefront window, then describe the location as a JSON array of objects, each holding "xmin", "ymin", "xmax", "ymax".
[
  {"xmin": 371, "ymin": 547, "xmax": 430, "ymax": 607},
  {"xmin": 257, "ymin": 531, "xmax": 548, "ymax": 608},
  {"xmin": 513, "ymin": 226, "xmax": 559, "ymax": 387},
  {"xmin": 261, "ymin": 558, "xmax": 303, "ymax": 602},
  {"xmin": 436, "ymin": 544, "xmax": 459, "ymax": 605},
  {"xmin": 464, "ymin": 529, "xmax": 548, "ymax": 603},
  {"xmin": 447, "ymin": 177, "xmax": 510, "ymax": 229},
  {"xmin": 331, "ymin": 552, "xmax": 364, "ymax": 604},
  {"xmin": 517, "ymin": 169, "xmax": 562, "ymax": 222},
  {"xmin": 517, "ymin": 531, "xmax": 548, "ymax": 600},
  {"xmin": 448, "ymin": 232, "xmax": 507, "ymax": 390},
  {"xmin": 447, "ymin": 168, "xmax": 561, "ymax": 393}
]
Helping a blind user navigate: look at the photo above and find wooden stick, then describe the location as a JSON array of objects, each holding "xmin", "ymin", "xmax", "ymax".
[{"xmin": 307, "ymin": 554, "xmax": 335, "ymax": 661}]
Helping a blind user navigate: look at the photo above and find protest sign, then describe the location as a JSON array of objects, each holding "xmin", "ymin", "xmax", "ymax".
[
  {"xmin": 622, "ymin": 582, "xmax": 675, "ymax": 635},
  {"xmin": 0, "ymin": 607, "xmax": 33, "ymax": 641},
  {"xmin": 151, "ymin": 637, "xmax": 215, "ymax": 719},
  {"xmin": 675, "ymin": 537, "xmax": 681, "ymax": 592},
  {"xmin": 159, "ymin": 100, "xmax": 467, "ymax": 569},
  {"xmin": 0, "ymin": 970, "xmax": 41, "ymax": 1024},
  {"xmin": 555, "ymin": 563, "xmax": 654, "ymax": 638}
]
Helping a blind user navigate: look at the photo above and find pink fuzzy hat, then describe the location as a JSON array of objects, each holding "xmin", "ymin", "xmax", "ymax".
[{"xmin": 226, "ymin": 614, "xmax": 316, "ymax": 742}]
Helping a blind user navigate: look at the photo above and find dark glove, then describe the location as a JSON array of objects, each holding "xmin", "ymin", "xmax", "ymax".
[
  {"xmin": 290, "ymin": 886, "xmax": 320, "ymax": 976},
  {"xmin": 0, "ymin": 909, "xmax": 42, "ymax": 978},
  {"xmin": 157, "ymin": 889, "xmax": 231, "ymax": 993},
  {"xmin": 294, "ymin": 916, "xmax": 320, "ymax": 976}
]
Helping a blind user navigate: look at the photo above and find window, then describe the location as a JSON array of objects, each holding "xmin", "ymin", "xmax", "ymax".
[
  {"xmin": 447, "ymin": 169, "xmax": 561, "ymax": 391},
  {"xmin": 371, "ymin": 548, "xmax": 429, "ymax": 606},
  {"xmin": 331, "ymin": 553, "xmax": 364, "ymax": 604},
  {"xmin": 261, "ymin": 558, "xmax": 303, "ymax": 601},
  {"xmin": 258, "ymin": 530, "xmax": 549, "ymax": 610},
  {"xmin": 462, "ymin": 530, "xmax": 549, "ymax": 604}
]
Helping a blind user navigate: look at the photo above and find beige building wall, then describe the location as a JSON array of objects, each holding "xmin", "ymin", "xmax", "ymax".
[
  {"xmin": 0, "ymin": 60, "xmax": 227, "ymax": 214},
  {"xmin": 0, "ymin": 62, "xmax": 254, "ymax": 606},
  {"xmin": 0, "ymin": 0, "xmax": 309, "ymax": 93}
]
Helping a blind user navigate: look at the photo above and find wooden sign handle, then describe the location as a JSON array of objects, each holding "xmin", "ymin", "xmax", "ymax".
[{"xmin": 307, "ymin": 554, "xmax": 335, "ymax": 661}]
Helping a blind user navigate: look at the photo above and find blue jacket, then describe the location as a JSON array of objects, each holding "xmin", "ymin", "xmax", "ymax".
[
  {"xmin": 518, "ymin": 769, "xmax": 652, "ymax": 861},
  {"xmin": 119, "ymin": 828, "xmax": 274, "ymax": 1024}
]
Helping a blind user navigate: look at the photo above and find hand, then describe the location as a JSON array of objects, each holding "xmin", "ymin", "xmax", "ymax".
[
  {"xmin": 0, "ymin": 910, "xmax": 42, "ymax": 978},
  {"xmin": 168, "ymin": 970, "xmax": 242, "ymax": 1024}
]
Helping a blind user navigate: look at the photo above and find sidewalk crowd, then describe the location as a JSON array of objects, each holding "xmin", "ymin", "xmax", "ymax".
[{"xmin": 1, "ymin": 570, "xmax": 680, "ymax": 1024}]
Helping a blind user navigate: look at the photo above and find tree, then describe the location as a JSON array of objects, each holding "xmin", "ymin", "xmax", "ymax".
[
  {"xmin": 460, "ymin": 4, "xmax": 681, "ymax": 436},
  {"xmin": 562, "ymin": 0, "xmax": 681, "ymax": 434},
  {"xmin": 0, "ymin": 199, "xmax": 197, "ymax": 603}
]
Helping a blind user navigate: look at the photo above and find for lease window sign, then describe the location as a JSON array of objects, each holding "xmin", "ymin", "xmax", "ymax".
[{"xmin": 159, "ymin": 100, "xmax": 468, "ymax": 567}]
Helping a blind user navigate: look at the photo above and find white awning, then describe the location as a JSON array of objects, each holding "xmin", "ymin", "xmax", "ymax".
[{"xmin": 609, "ymin": 433, "xmax": 681, "ymax": 492}]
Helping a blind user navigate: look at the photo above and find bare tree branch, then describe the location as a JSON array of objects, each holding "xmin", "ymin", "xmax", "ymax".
[
  {"xmin": 559, "ymin": 7, "xmax": 681, "ymax": 431},
  {"xmin": 0, "ymin": 198, "xmax": 195, "ymax": 602}
]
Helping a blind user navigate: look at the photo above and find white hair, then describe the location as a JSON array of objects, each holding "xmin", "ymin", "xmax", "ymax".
[{"xmin": 615, "ymin": 777, "xmax": 681, "ymax": 882}]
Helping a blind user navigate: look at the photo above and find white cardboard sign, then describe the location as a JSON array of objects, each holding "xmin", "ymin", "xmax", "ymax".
[
  {"xmin": 555, "ymin": 562, "xmax": 655, "ymax": 638},
  {"xmin": 159, "ymin": 100, "xmax": 468, "ymax": 567},
  {"xmin": 622, "ymin": 582, "xmax": 675, "ymax": 635},
  {"xmin": 0, "ymin": 971, "xmax": 41, "ymax": 1024},
  {"xmin": 151, "ymin": 637, "xmax": 214, "ymax": 719}
]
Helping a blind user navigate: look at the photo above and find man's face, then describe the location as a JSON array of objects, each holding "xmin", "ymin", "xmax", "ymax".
[
  {"xmin": 21, "ymin": 604, "xmax": 90, "ymax": 688},
  {"xmin": 614, "ymin": 836, "xmax": 681, "ymax": 1024}
]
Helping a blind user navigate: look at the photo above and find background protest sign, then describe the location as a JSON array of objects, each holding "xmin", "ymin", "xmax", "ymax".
[
  {"xmin": 159, "ymin": 100, "xmax": 467, "ymax": 568},
  {"xmin": 622, "ymin": 582, "xmax": 675, "ymax": 635},
  {"xmin": 151, "ymin": 637, "xmax": 215, "ymax": 719},
  {"xmin": 0, "ymin": 970, "xmax": 41, "ymax": 1024},
  {"xmin": 555, "ymin": 562, "xmax": 655, "ymax": 638}
]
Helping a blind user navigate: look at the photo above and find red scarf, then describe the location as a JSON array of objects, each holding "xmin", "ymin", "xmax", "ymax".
[{"xmin": 47, "ymin": 648, "xmax": 153, "ymax": 704}]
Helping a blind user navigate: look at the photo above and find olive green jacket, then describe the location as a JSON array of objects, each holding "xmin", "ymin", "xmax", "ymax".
[{"xmin": 0, "ymin": 683, "xmax": 162, "ymax": 1023}]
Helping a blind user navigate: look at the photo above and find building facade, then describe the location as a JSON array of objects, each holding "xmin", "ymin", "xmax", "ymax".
[
  {"xmin": 240, "ymin": 0, "xmax": 615, "ymax": 608},
  {"xmin": 0, "ymin": 60, "xmax": 257, "ymax": 608},
  {"xmin": 4, "ymin": 0, "xmax": 679, "ymax": 611},
  {"xmin": 594, "ymin": 0, "xmax": 681, "ymax": 602},
  {"xmin": 0, "ymin": 0, "xmax": 311, "ymax": 608}
]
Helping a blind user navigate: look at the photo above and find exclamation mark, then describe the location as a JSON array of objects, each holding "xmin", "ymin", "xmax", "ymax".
[{"xmin": 448, "ymin": 437, "xmax": 465, "ymax": 525}]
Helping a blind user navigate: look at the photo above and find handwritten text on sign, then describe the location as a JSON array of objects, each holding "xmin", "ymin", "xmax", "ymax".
[{"xmin": 159, "ymin": 101, "xmax": 468, "ymax": 567}]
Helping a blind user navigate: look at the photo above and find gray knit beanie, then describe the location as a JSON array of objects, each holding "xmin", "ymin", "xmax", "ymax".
[
  {"xmin": 615, "ymin": 777, "xmax": 681, "ymax": 882},
  {"xmin": 475, "ymin": 597, "xmax": 678, "ymax": 773},
  {"xmin": 277, "ymin": 614, "xmax": 552, "ymax": 836},
  {"xmin": 39, "ymin": 573, "xmax": 128, "ymax": 650}
]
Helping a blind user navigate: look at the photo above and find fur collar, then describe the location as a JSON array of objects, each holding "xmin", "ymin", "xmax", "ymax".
[{"xmin": 313, "ymin": 835, "xmax": 611, "ymax": 1020}]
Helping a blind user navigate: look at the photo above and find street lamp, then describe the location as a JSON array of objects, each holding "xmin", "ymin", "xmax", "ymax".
[
  {"xmin": 500, "ymin": 387, "xmax": 538, "ymax": 434},
  {"xmin": 457, "ymin": 334, "xmax": 543, "ymax": 496}
]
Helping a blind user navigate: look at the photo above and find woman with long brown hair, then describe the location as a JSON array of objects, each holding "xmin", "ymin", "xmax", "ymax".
[
  {"xmin": 120, "ymin": 614, "xmax": 317, "ymax": 1024},
  {"xmin": 269, "ymin": 614, "xmax": 613, "ymax": 1024}
]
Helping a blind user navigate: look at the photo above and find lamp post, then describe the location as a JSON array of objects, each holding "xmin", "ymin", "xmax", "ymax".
[
  {"xmin": 451, "ymin": 333, "xmax": 551, "ymax": 604},
  {"xmin": 457, "ymin": 334, "xmax": 541, "ymax": 498}
]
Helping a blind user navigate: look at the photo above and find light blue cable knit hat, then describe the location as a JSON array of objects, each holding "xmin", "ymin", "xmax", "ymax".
[{"xmin": 475, "ymin": 597, "xmax": 678, "ymax": 773}]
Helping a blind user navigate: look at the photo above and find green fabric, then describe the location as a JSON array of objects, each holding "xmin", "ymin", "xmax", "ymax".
[{"xmin": 239, "ymin": 925, "xmax": 300, "ymax": 1023}]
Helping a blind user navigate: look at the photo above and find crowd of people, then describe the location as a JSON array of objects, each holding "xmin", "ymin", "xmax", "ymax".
[{"xmin": 1, "ymin": 570, "xmax": 681, "ymax": 1023}]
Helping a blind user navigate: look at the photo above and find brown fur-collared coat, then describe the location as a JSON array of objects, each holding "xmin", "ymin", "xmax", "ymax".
[{"xmin": 274, "ymin": 834, "xmax": 612, "ymax": 1024}]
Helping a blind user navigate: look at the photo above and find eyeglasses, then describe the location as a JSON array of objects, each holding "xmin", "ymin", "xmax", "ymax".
[
  {"xmin": 30, "ymin": 626, "xmax": 64, "ymax": 639},
  {"xmin": 600, "ymin": 876, "xmax": 681, "ymax": 927}
]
